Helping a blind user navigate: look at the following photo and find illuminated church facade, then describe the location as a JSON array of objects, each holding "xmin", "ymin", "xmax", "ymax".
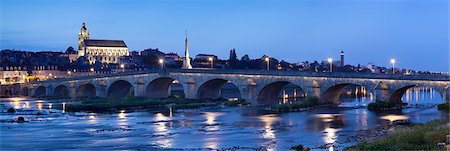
[{"xmin": 77, "ymin": 23, "xmax": 129, "ymax": 64}]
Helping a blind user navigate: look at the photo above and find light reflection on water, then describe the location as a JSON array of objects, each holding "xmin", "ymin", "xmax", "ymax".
[
  {"xmin": 204, "ymin": 112, "xmax": 222, "ymax": 132},
  {"xmin": 203, "ymin": 112, "xmax": 223, "ymax": 150},
  {"xmin": 259, "ymin": 114, "xmax": 279, "ymax": 140},
  {"xmin": 37, "ymin": 103, "xmax": 43, "ymax": 110},
  {"xmin": 355, "ymin": 109, "xmax": 368, "ymax": 129},
  {"xmin": 380, "ymin": 114, "xmax": 409, "ymax": 123},
  {"xmin": 323, "ymin": 127, "xmax": 340, "ymax": 151},
  {"xmin": 153, "ymin": 112, "xmax": 173, "ymax": 148},
  {"xmin": 402, "ymin": 86, "xmax": 443, "ymax": 104},
  {"xmin": 338, "ymin": 86, "xmax": 443, "ymax": 108}
]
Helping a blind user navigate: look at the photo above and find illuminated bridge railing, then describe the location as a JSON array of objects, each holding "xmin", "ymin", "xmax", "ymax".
[{"xmin": 31, "ymin": 69, "xmax": 450, "ymax": 84}]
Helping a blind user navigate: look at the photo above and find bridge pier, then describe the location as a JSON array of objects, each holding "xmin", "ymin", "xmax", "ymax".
[
  {"xmin": 46, "ymin": 86, "xmax": 53, "ymax": 96},
  {"xmin": 303, "ymin": 86, "xmax": 321, "ymax": 102},
  {"xmin": 29, "ymin": 87, "xmax": 35, "ymax": 97},
  {"xmin": 134, "ymin": 82, "xmax": 146, "ymax": 97},
  {"xmin": 241, "ymin": 84, "xmax": 258, "ymax": 105},
  {"xmin": 184, "ymin": 82, "xmax": 197, "ymax": 99},
  {"xmin": 97, "ymin": 85, "xmax": 107, "ymax": 98},
  {"xmin": 374, "ymin": 88, "xmax": 390, "ymax": 102},
  {"xmin": 311, "ymin": 87, "xmax": 321, "ymax": 99},
  {"xmin": 439, "ymin": 88, "xmax": 450, "ymax": 103},
  {"xmin": 21, "ymin": 87, "xmax": 30, "ymax": 96},
  {"xmin": 69, "ymin": 86, "xmax": 77, "ymax": 98}
]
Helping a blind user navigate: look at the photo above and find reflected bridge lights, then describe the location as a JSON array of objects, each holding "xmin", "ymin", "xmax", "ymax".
[
  {"xmin": 87, "ymin": 113, "xmax": 98, "ymax": 124},
  {"xmin": 9, "ymin": 97, "xmax": 26, "ymax": 109},
  {"xmin": 259, "ymin": 114, "xmax": 279, "ymax": 140},
  {"xmin": 117, "ymin": 110, "xmax": 130, "ymax": 128},
  {"xmin": 62, "ymin": 102, "xmax": 66, "ymax": 113},
  {"xmin": 118, "ymin": 110, "xmax": 126, "ymax": 119},
  {"xmin": 323, "ymin": 127, "xmax": 340, "ymax": 151},
  {"xmin": 24, "ymin": 101, "xmax": 30, "ymax": 108},
  {"xmin": 37, "ymin": 103, "xmax": 43, "ymax": 110},
  {"xmin": 153, "ymin": 113, "xmax": 173, "ymax": 148},
  {"xmin": 204, "ymin": 112, "xmax": 223, "ymax": 132},
  {"xmin": 315, "ymin": 114, "xmax": 343, "ymax": 151}
]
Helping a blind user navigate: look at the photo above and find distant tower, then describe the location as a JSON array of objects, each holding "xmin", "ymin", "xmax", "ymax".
[
  {"xmin": 340, "ymin": 50, "xmax": 345, "ymax": 66},
  {"xmin": 182, "ymin": 31, "xmax": 193, "ymax": 69},
  {"xmin": 78, "ymin": 23, "xmax": 90, "ymax": 57}
]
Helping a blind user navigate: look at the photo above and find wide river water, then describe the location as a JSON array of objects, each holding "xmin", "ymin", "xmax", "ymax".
[{"xmin": 0, "ymin": 87, "xmax": 448, "ymax": 150}]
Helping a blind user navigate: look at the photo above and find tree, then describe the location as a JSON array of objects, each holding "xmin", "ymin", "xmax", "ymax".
[
  {"xmin": 228, "ymin": 48, "xmax": 240, "ymax": 69},
  {"xmin": 65, "ymin": 46, "xmax": 76, "ymax": 54},
  {"xmin": 229, "ymin": 48, "xmax": 237, "ymax": 61},
  {"xmin": 241, "ymin": 54, "xmax": 250, "ymax": 62},
  {"xmin": 142, "ymin": 54, "xmax": 159, "ymax": 68}
]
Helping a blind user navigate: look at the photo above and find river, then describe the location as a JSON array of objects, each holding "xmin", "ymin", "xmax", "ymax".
[{"xmin": 0, "ymin": 87, "xmax": 447, "ymax": 150}]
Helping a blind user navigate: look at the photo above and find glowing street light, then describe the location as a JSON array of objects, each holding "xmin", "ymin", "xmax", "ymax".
[
  {"xmin": 159, "ymin": 59, "xmax": 164, "ymax": 69},
  {"xmin": 208, "ymin": 57, "xmax": 213, "ymax": 69},
  {"xmin": 390, "ymin": 58, "xmax": 396, "ymax": 74},
  {"xmin": 265, "ymin": 57, "xmax": 270, "ymax": 71},
  {"xmin": 327, "ymin": 58, "xmax": 333, "ymax": 72},
  {"xmin": 90, "ymin": 68, "xmax": 94, "ymax": 72},
  {"xmin": 120, "ymin": 64, "xmax": 125, "ymax": 72}
]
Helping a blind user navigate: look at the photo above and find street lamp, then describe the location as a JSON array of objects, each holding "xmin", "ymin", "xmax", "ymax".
[
  {"xmin": 120, "ymin": 64, "xmax": 125, "ymax": 72},
  {"xmin": 208, "ymin": 57, "xmax": 213, "ymax": 69},
  {"xmin": 327, "ymin": 58, "xmax": 333, "ymax": 72},
  {"xmin": 90, "ymin": 68, "xmax": 94, "ymax": 73},
  {"xmin": 390, "ymin": 59, "xmax": 396, "ymax": 74},
  {"xmin": 159, "ymin": 59, "xmax": 164, "ymax": 69},
  {"xmin": 265, "ymin": 57, "xmax": 270, "ymax": 71}
]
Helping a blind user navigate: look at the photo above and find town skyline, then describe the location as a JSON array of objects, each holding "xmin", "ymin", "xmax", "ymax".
[
  {"xmin": 1, "ymin": 1, "xmax": 449, "ymax": 150},
  {"xmin": 1, "ymin": 0, "xmax": 448, "ymax": 72}
]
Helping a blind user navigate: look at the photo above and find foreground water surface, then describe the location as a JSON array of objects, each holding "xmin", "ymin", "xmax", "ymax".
[{"xmin": 0, "ymin": 88, "xmax": 447, "ymax": 150}]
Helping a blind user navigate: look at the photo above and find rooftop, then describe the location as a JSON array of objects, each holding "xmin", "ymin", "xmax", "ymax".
[{"xmin": 84, "ymin": 39, "xmax": 127, "ymax": 47}]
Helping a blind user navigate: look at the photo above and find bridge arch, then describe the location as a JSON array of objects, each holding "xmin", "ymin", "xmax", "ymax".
[
  {"xmin": 257, "ymin": 81, "xmax": 305, "ymax": 105},
  {"xmin": 107, "ymin": 80, "xmax": 134, "ymax": 98},
  {"xmin": 386, "ymin": 83, "xmax": 448, "ymax": 104},
  {"xmin": 321, "ymin": 83, "xmax": 373, "ymax": 104},
  {"xmin": 76, "ymin": 83, "xmax": 96, "ymax": 98},
  {"xmin": 196, "ymin": 78, "xmax": 242, "ymax": 100},
  {"xmin": 53, "ymin": 85, "xmax": 69, "ymax": 98},
  {"xmin": 146, "ymin": 77, "xmax": 184, "ymax": 99},
  {"xmin": 34, "ymin": 86, "xmax": 46, "ymax": 97}
]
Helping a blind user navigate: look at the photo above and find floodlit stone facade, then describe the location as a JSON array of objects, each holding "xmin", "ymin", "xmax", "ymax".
[{"xmin": 77, "ymin": 23, "xmax": 129, "ymax": 64}]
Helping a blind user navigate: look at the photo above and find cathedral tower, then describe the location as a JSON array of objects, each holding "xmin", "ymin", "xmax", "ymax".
[{"xmin": 78, "ymin": 23, "xmax": 90, "ymax": 57}]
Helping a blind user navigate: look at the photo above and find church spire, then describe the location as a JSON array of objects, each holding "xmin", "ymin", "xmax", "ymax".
[
  {"xmin": 182, "ymin": 31, "xmax": 193, "ymax": 69},
  {"xmin": 78, "ymin": 22, "xmax": 90, "ymax": 57}
]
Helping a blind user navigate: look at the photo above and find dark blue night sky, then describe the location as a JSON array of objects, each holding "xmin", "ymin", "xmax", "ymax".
[{"xmin": 1, "ymin": 0, "xmax": 448, "ymax": 72}]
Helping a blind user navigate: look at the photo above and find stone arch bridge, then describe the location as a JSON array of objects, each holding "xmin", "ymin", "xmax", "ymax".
[{"xmin": 20, "ymin": 69, "xmax": 450, "ymax": 105}]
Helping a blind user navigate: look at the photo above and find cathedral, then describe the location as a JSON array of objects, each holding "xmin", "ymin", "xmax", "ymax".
[{"xmin": 77, "ymin": 23, "xmax": 129, "ymax": 64}]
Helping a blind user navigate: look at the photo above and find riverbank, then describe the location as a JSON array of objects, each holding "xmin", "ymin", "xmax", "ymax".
[
  {"xmin": 269, "ymin": 96, "xmax": 320, "ymax": 112},
  {"xmin": 344, "ymin": 119, "xmax": 449, "ymax": 150},
  {"xmin": 65, "ymin": 97, "xmax": 248, "ymax": 112}
]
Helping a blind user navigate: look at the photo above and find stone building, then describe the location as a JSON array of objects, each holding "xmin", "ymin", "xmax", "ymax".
[
  {"xmin": 0, "ymin": 66, "xmax": 28, "ymax": 85},
  {"xmin": 77, "ymin": 23, "xmax": 129, "ymax": 64}
]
